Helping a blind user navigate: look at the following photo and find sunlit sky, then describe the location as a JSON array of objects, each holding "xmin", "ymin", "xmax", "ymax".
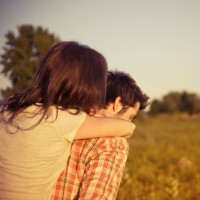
[{"xmin": 0, "ymin": 0, "xmax": 200, "ymax": 100}]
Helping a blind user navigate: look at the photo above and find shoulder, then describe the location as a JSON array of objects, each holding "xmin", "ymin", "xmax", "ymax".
[
  {"xmin": 72, "ymin": 137, "xmax": 129, "ymax": 156},
  {"xmin": 49, "ymin": 107, "xmax": 87, "ymax": 142},
  {"xmin": 95, "ymin": 137, "xmax": 129, "ymax": 150}
]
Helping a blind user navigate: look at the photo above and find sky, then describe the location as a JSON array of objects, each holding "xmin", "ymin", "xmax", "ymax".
[{"xmin": 0, "ymin": 0, "xmax": 199, "ymax": 100}]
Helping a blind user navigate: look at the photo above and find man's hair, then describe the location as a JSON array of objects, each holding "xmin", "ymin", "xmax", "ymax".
[{"xmin": 106, "ymin": 70, "xmax": 149, "ymax": 110}]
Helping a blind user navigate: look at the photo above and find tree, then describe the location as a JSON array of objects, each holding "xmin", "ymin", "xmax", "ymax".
[
  {"xmin": 162, "ymin": 92, "xmax": 181, "ymax": 113},
  {"xmin": 0, "ymin": 25, "xmax": 59, "ymax": 98},
  {"xmin": 148, "ymin": 91, "xmax": 200, "ymax": 115},
  {"xmin": 180, "ymin": 92, "xmax": 200, "ymax": 114},
  {"xmin": 149, "ymin": 99, "xmax": 162, "ymax": 115}
]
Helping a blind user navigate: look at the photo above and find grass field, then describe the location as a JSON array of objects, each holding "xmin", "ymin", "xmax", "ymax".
[{"xmin": 117, "ymin": 114, "xmax": 200, "ymax": 200}]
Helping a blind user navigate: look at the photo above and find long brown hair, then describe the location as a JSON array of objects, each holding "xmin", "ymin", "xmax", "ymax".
[{"xmin": 0, "ymin": 41, "xmax": 108, "ymax": 127}]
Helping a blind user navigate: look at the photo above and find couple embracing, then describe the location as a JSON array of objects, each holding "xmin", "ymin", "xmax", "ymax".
[{"xmin": 0, "ymin": 41, "xmax": 148, "ymax": 200}]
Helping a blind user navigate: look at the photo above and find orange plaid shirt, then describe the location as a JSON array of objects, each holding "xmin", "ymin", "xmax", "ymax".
[{"xmin": 51, "ymin": 137, "xmax": 129, "ymax": 200}]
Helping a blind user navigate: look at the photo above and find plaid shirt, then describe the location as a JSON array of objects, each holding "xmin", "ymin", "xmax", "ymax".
[{"xmin": 51, "ymin": 137, "xmax": 129, "ymax": 200}]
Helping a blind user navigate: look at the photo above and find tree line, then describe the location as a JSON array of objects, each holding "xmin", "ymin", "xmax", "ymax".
[{"xmin": 149, "ymin": 91, "xmax": 200, "ymax": 115}]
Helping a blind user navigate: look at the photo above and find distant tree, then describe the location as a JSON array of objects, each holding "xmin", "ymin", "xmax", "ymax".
[
  {"xmin": 194, "ymin": 96, "xmax": 200, "ymax": 113},
  {"xmin": 149, "ymin": 91, "xmax": 200, "ymax": 115},
  {"xmin": 162, "ymin": 92, "xmax": 181, "ymax": 113},
  {"xmin": 0, "ymin": 25, "xmax": 59, "ymax": 98},
  {"xmin": 149, "ymin": 99, "xmax": 162, "ymax": 115},
  {"xmin": 180, "ymin": 92, "xmax": 200, "ymax": 114}
]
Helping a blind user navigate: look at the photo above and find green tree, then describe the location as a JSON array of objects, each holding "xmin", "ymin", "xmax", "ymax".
[
  {"xmin": 162, "ymin": 92, "xmax": 181, "ymax": 113},
  {"xmin": 0, "ymin": 25, "xmax": 59, "ymax": 98},
  {"xmin": 149, "ymin": 99, "xmax": 162, "ymax": 115},
  {"xmin": 148, "ymin": 91, "xmax": 200, "ymax": 115},
  {"xmin": 180, "ymin": 92, "xmax": 200, "ymax": 114}
]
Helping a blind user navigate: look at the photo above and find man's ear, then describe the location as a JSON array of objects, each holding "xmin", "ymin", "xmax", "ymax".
[{"xmin": 113, "ymin": 96, "xmax": 123, "ymax": 113}]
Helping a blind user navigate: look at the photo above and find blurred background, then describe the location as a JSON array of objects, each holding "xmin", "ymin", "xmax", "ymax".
[{"xmin": 0, "ymin": 0, "xmax": 200, "ymax": 199}]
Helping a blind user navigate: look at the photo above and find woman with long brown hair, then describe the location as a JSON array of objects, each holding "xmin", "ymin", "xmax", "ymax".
[{"xmin": 0, "ymin": 41, "xmax": 135, "ymax": 200}]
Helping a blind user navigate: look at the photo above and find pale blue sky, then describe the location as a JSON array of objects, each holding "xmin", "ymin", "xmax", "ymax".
[{"xmin": 0, "ymin": 0, "xmax": 199, "ymax": 100}]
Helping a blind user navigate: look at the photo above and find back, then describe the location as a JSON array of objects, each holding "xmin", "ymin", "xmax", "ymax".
[{"xmin": 0, "ymin": 105, "xmax": 86, "ymax": 200}]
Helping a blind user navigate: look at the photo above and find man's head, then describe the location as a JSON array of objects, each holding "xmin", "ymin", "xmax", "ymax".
[{"xmin": 100, "ymin": 70, "xmax": 149, "ymax": 121}]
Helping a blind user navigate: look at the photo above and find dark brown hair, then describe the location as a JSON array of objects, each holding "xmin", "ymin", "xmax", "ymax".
[
  {"xmin": 0, "ymin": 41, "xmax": 108, "ymax": 126},
  {"xmin": 105, "ymin": 70, "xmax": 149, "ymax": 110}
]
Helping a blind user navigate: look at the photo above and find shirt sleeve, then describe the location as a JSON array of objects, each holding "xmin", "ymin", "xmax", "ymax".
[
  {"xmin": 55, "ymin": 109, "xmax": 86, "ymax": 143},
  {"xmin": 78, "ymin": 137, "xmax": 129, "ymax": 200}
]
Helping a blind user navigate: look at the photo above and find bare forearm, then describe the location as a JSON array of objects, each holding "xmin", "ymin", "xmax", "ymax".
[{"xmin": 75, "ymin": 115, "xmax": 135, "ymax": 140}]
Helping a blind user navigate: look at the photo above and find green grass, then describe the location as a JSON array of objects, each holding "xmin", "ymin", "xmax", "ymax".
[{"xmin": 117, "ymin": 114, "xmax": 200, "ymax": 200}]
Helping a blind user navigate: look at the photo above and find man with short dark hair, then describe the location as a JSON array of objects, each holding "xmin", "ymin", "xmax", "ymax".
[{"xmin": 51, "ymin": 70, "xmax": 149, "ymax": 200}]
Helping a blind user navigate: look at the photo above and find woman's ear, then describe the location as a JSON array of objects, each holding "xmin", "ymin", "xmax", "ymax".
[{"xmin": 113, "ymin": 96, "xmax": 123, "ymax": 113}]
